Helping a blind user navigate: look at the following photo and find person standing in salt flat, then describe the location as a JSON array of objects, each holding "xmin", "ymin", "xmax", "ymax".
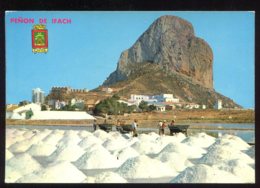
[
  {"xmin": 158, "ymin": 120, "xmax": 163, "ymax": 135},
  {"xmin": 169, "ymin": 119, "xmax": 176, "ymax": 135},
  {"xmin": 93, "ymin": 119, "xmax": 98, "ymax": 131},
  {"xmin": 161, "ymin": 120, "xmax": 167, "ymax": 135},
  {"xmin": 132, "ymin": 119, "xmax": 138, "ymax": 137}
]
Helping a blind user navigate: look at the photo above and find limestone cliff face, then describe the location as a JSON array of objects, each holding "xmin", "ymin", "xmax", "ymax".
[{"xmin": 103, "ymin": 15, "xmax": 213, "ymax": 89}]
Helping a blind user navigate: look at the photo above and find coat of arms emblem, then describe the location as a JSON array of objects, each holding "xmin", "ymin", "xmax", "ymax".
[{"xmin": 32, "ymin": 24, "xmax": 48, "ymax": 53}]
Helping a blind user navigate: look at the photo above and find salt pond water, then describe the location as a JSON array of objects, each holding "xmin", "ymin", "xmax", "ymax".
[{"xmin": 5, "ymin": 125, "xmax": 255, "ymax": 183}]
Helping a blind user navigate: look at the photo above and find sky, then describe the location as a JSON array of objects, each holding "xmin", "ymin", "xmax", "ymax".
[{"xmin": 5, "ymin": 11, "xmax": 255, "ymax": 108}]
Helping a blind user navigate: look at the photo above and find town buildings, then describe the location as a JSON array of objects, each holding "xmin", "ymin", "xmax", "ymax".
[
  {"xmin": 32, "ymin": 88, "xmax": 45, "ymax": 104},
  {"xmin": 214, "ymin": 99, "xmax": 223, "ymax": 110}
]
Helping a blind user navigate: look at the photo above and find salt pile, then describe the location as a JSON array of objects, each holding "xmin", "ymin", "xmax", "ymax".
[
  {"xmin": 114, "ymin": 147, "xmax": 140, "ymax": 165},
  {"xmin": 93, "ymin": 130, "xmax": 111, "ymax": 142},
  {"xmin": 16, "ymin": 160, "xmax": 86, "ymax": 183},
  {"xmin": 212, "ymin": 134, "xmax": 251, "ymax": 151},
  {"xmin": 5, "ymin": 165, "xmax": 23, "ymax": 183},
  {"xmin": 147, "ymin": 132, "xmax": 160, "ymax": 139},
  {"xmin": 47, "ymin": 144, "xmax": 85, "ymax": 162},
  {"xmin": 26, "ymin": 142, "xmax": 57, "ymax": 157},
  {"xmin": 78, "ymin": 130, "xmax": 93, "ymax": 139},
  {"xmin": 74, "ymin": 145, "xmax": 120, "ymax": 169},
  {"xmin": 117, "ymin": 155, "xmax": 177, "ymax": 179},
  {"xmin": 41, "ymin": 132, "xmax": 64, "ymax": 145},
  {"xmin": 78, "ymin": 135, "xmax": 103, "ymax": 150},
  {"xmin": 181, "ymin": 132, "xmax": 216, "ymax": 148},
  {"xmin": 198, "ymin": 144, "xmax": 254, "ymax": 166},
  {"xmin": 170, "ymin": 164, "xmax": 243, "ymax": 183},
  {"xmin": 22, "ymin": 130, "xmax": 37, "ymax": 139},
  {"xmin": 103, "ymin": 137, "xmax": 129, "ymax": 151},
  {"xmin": 5, "ymin": 127, "xmax": 255, "ymax": 183},
  {"xmin": 56, "ymin": 132, "xmax": 82, "ymax": 148},
  {"xmin": 6, "ymin": 153, "xmax": 42, "ymax": 176},
  {"xmin": 26, "ymin": 129, "xmax": 53, "ymax": 144},
  {"xmin": 155, "ymin": 133, "xmax": 187, "ymax": 150},
  {"xmin": 6, "ymin": 149, "xmax": 14, "ymax": 160},
  {"xmin": 156, "ymin": 152, "xmax": 193, "ymax": 172},
  {"xmin": 213, "ymin": 159, "xmax": 255, "ymax": 183},
  {"xmin": 132, "ymin": 140, "xmax": 161, "ymax": 155},
  {"xmin": 8, "ymin": 140, "xmax": 35, "ymax": 153},
  {"xmin": 158, "ymin": 142, "xmax": 206, "ymax": 159},
  {"xmin": 84, "ymin": 172, "xmax": 128, "ymax": 183},
  {"xmin": 244, "ymin": 145, "xmax": 255, "ymax": 159}
]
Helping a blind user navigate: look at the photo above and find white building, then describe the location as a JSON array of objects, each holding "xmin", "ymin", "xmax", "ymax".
[
  {"xmin": 71, "ymin": 98, "xmax": 85, "ymax": 110},
  {"xmin": 6, "ymin": 103, "xmax": 41, "ymax": 119},
  {"xmin": 129, "ymin": 94, "xmax": 156, "ymax": 105},
  {"xmin": 30, "ymin": 111, "xmax": 95, "ymax": 120},
  {"xmin": 152, "ymin": 94, "xmax": 179, "ymax": 103},
  {"xmin": 48, "ymin": 100, "xmax": 67, "ymax": 110},
  {"xmin": 32, "ymin": 88, "xmax": 45, "ymax": 104},
  {"xmin": 155, "ymin": 104, "xmax": 166, "ymax": 112},
  {"xmin": 102, "ymin": 87, "xmax": 113, "ymax": 93},
  {"xmin": 215, "ymin": 99, "xmax": 223, "ymax": 110}
]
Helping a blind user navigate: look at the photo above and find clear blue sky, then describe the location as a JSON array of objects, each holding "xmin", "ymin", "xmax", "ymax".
[{"xmin": 5, "ymin": 11, "xmax": 254, "ymax": 108}]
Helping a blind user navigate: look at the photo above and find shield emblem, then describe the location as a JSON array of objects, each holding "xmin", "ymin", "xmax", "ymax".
[{"xmin": 32, "ymin": 25, "xmax": 48, "ymax": 53}]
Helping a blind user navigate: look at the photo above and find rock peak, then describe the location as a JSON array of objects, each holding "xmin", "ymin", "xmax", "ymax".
[{"xmin": 103, "ymin": 15, "xmax": 213, "ymax": 89}]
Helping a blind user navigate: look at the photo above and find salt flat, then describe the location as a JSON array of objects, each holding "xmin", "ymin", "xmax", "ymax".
[{"xmin": 5, "ymin": 127, "xmax": 255, "ymax": 183}]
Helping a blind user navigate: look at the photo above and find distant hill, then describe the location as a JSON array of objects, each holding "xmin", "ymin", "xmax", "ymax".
[{"xmin": 101, "ymin": 15, "xmax": 241, "ymax": 108}]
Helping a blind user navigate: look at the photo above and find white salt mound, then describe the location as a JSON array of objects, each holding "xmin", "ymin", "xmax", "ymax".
[
  {"xmin": 6, "ymin": 153, "xmax": 42, "ymax": 176},
  {"xmin": 212, "ymin": 134, "xmax": 250, "ymax": 151},
  {"xmin": 74, "ymin": 145, "xmax": 120, "ymax": 169},
  {"xmin": 170, "ymin": 164, "xmax": 243, "ymax": 183},
  {"xmin": 117, "ymin": 155, "xmax": 177, "ymax": 179},
  {"xmin": 156, "ymin": 152, "xmax": 193, "ymax": 172},
  {"xmin": 22, "ymin": 130, "xmax": 35, "ymax": 139},
  {"xmin": 56, "ymin": 133, "xmax": 82, "ymax": 149},
  {"xmin": 131, "ymin": 140, "xmax": 161, "ymax": 155},
  {"xmin": 244, "ymin": 145, "xmax": 255, "ymax": 159},
  {"xmin": 25, "ymin": 129, "xmax": 53, "ymax": 144},
  {"xmin": 90, "ymin": 172, "xmax": 128, "ymax": 183},
  {"xmin": 147, "ymin": 132, "xmax": 160, "ymax": 139},
  {"xmin": 158, "ymin": 142, "xmax": 206, "ymax": 159},
  {"xmin": 47, "ymin": 144, "xmax": 85, "ymax": 162},
  {"xmin": 78, "ymin": 135, "xmax": 103, "ymax": 150},
  {"xmin": 8, "ymin": 140, "xmax": 34, "ymax": 153},
  {"xmin": 5, "ymin": 165, "xmax": 23, "ymax": 183},
  {"xmin": 42, "ymin": 132, "xmax": 64, "ymax": 145},
  {"xmin": 103, "ymin": 137, "xmax": 129, "ymax": 151},
  {"xmin": 93, "ymin": 130, "xmax": 111, "ymax": 141},
  {"xmin": 7, "ymin": 135, "xmax": 27, "ymax": 147},
  {"xmin": 115, "ymin": 147, "xmax": 140, "ymax": 165},
  {"xmin": 16, "ymin": 160, "xmax": 86, "ymax": 183},
  {"xmin": 213, "ymin": 159, "xmax": 255, "ymax": 183},
  {"xmin": 138, "ymin": 133, "xmax": 158, "ymax": 142},
  {"xmin": 6, "ymin": 149, "xmax": 14, "ymax": 160},
  {"xmin": 198, "ymin": 144, "xmax": 254, "ymax": 165},
  {"xmin": 26, "ymin": 142, "xmax": 58, "ymax": 157},
  {"xmin": 78, "ymin": 130, "xmax": 93, "ymax": 138},
  {"xmin": 181, "ymin": 132, "xmax": 216, "ymax": 148}
]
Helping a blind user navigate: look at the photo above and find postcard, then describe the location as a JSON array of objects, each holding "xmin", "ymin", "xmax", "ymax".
[{"xmin": 5, "ymin": 11, "xmax": 255, "ymax": 183}]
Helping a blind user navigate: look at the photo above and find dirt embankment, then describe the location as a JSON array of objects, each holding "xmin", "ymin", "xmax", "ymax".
[
  {"xmin": 107, "ymin": 109, "xmax": 254, "ymax": 127},
  {"xmin": 6, "ymin": 109, "xmax": 254, "ymax": 128}
]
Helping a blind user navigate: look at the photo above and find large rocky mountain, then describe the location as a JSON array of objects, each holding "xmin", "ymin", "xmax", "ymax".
[{"xmin": 102, "ymin": 15, "xmax": 240, "ymax": 108}]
